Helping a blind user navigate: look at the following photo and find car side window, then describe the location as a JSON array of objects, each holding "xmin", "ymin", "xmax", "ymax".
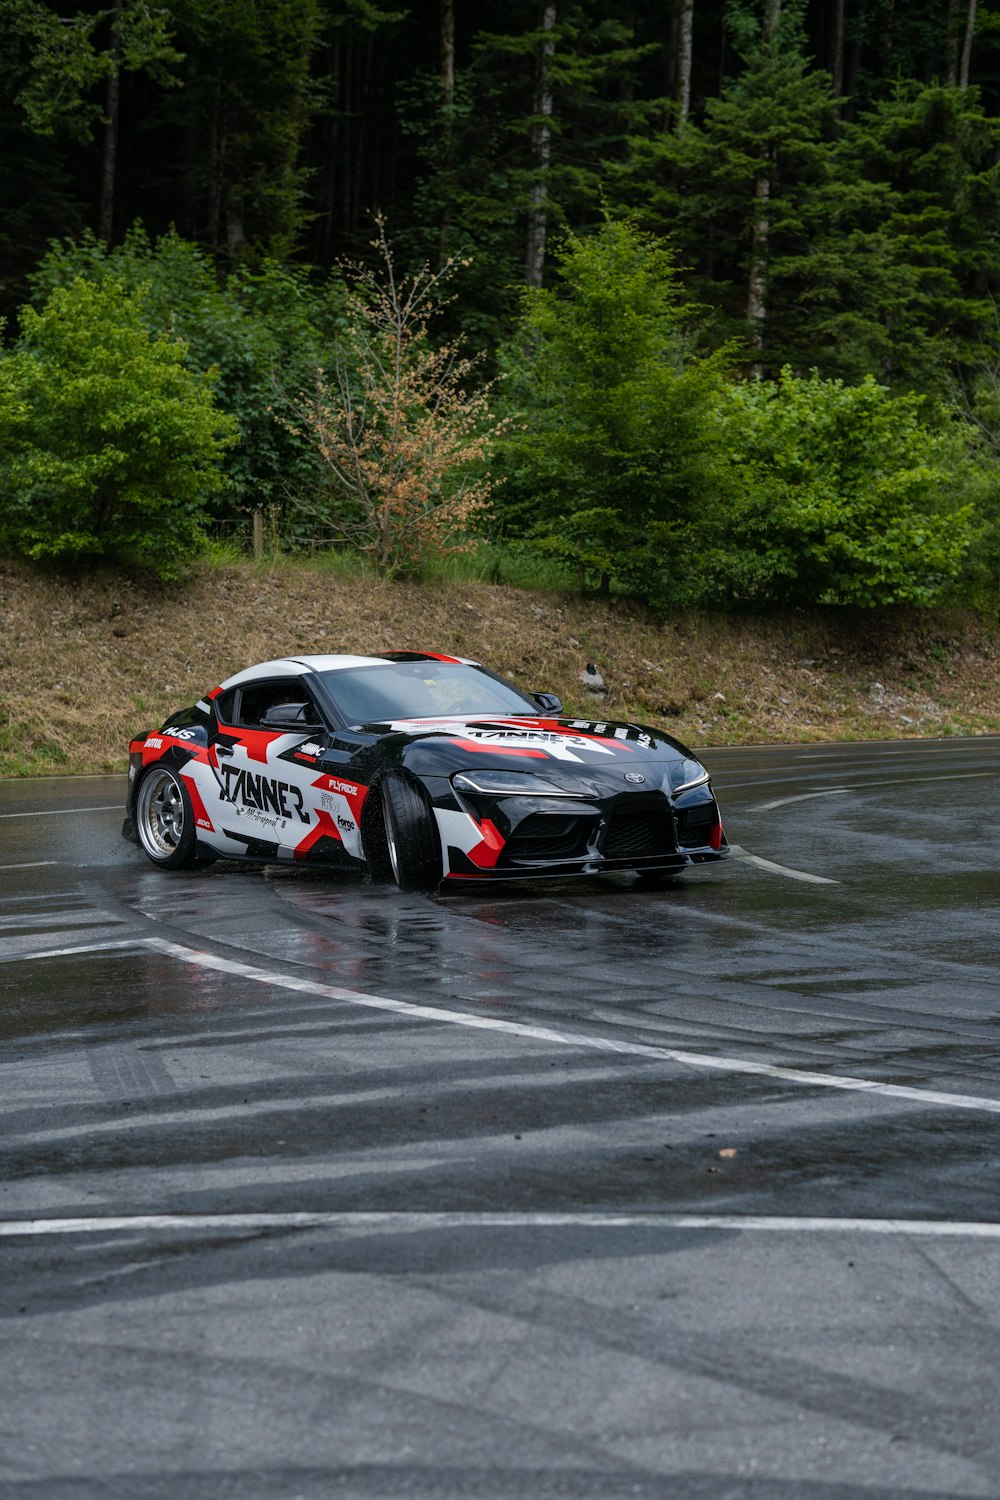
[
  {"xmin": 213, "ymin": 689, "xmax": 237, "ymax": 725},
  {"xmin": 236, "ymin": 680, "xmax": 324, "ymax": 730}
]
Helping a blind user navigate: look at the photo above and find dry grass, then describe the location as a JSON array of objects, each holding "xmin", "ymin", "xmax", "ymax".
[{"xmin": 2, "ymin": 555, "xmax": 1000, "ymax": 776}]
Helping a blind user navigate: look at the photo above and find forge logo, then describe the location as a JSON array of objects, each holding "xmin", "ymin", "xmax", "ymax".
[{"xmin": 219, "ymin": 764, "xmax": 310, "ymax": 823}]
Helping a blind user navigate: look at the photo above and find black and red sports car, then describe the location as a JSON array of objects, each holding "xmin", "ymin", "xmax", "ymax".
[{"xmin": 123, "ymin": 651, "xmax": 728, "ymax": 890}]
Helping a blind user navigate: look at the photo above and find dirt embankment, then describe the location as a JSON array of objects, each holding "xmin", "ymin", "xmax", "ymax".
[{"xmin": 2, "ymin": 557, "xmax": 999, "ymax": 775}]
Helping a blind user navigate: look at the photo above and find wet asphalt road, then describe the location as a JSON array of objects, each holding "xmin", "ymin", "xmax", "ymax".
[{"xmin": 1, "ymin": 737, "xmax": 1000, "ymax": 1500}]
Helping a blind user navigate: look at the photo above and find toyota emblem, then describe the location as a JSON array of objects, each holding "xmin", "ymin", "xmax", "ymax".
[{"xmin": 624, "ymin": 772, "xmax": 645, "ymax": 784}]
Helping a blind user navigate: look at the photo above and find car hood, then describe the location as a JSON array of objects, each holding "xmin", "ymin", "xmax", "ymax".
[{"xmin": 357, "ymin": 714, "xmax": 697, "ymax": 768}]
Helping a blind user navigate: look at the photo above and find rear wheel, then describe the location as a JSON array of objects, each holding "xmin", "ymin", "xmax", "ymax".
[
  {"xmin": 135, "ymin": 766, "xmax": 198, "ymax": 869},
  {"xmin": 380, "ymin": 774, "xmax": 442, "ymax": 892}
]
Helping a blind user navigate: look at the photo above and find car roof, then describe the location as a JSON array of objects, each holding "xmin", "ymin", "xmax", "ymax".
[{"xmin": 218, "ymin": 652, "xmax": 475, "ymax": 690}]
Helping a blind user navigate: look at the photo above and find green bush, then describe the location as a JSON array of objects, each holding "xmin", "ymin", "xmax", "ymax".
[
  {"xmin": 700, "ymin": 370, "xmax": 986, "ymax": 607},
  {"xmin": 0, "ymin": 276, "xmax": 237, "ymax": 578},
  {"xmin": 31, "ymin": 226, "xmax": 348, "ymax": 522},
  {"xmin": 495, "ymin": 218, "xmax": 728, "ymax": 601}
]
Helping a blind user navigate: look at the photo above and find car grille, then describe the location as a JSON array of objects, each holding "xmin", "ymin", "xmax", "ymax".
[
  {"xmin": 503, "ymin": 813, "xmax": 593, "ymax": 863},
  {"xmin": 602, "ymin": 798, "xmax": 675, "ymax": 859}
]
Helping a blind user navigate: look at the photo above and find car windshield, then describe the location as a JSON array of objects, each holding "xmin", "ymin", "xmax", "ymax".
[{"xmin": 317, "ymin": 661, "xmax": 538, "ymax": 725}]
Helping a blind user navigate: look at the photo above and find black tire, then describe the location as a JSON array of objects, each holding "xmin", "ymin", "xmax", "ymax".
[
  {"xmin": 134, "ymin": 765, "xmax": 198, "ymax": 869},
  {"xmin": 380, "ymin": 774, "xmax": 442, "ymax": 892}
]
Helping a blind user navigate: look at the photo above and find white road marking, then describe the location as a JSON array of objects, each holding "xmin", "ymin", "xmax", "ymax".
[
  {"xmin": 0, "ymin": 804, "xmax": 121, "ymax": 819},
  {"xmin": 145, "ymin": 936, "xmax": 1000, "ymax": 1116},
  {"xmin": 728, "ymin": 845, "xmax": 839, "ymax": 884},
  {"xmin": 749, "ymin": 770, "xmax": 997, "ymax": 812},
  {"xmin": 750, "ymin": 789, "xmax": 851, "ymax": 812},
  {"xmin": 11, "ymin": 930, "xmax": 1000, "ymax": 1116},
  {"xmin": 2, "ymin": 1211, "xmax": 1000, "ymax": 1240},
  {"xmin": 15, "ymin": 939, "xmax": 138, "ymax": 960},
  {"xmin": 2, "ymin": 861, "xmax": 58, "ymax": 870}
]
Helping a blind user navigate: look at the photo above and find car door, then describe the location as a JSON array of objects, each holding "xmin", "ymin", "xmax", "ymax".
[{"xmin": 209, "ymin": 677, "xmax": 333, "ymax": 859}]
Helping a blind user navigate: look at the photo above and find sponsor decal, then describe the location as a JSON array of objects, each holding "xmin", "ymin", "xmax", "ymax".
[
  {"xmin": 570, "ymin": 720, "xmax": 654, "ymax": 749},
  {"xmin": 180, "ymin": 773, "xmax": 215, "ymax": 835},
  {"xmin": 144, "ymin": 736, "xmax": 163, "ymax": 750},
  {"xmin": 451, "ymin": 737, "xmax": 548, "ymax": 760},
  {"xmin": 461, "ymin": 728, "xmax": 617, "ymax": 763},
  {"xmin": 387, "ymin": 718, "xmax": 473, "ymax": 732},
  {"xmin": 218, "ymin": 764, "xmax": 310, "ymax": 824},
  {"xmin": 337, "ymin": 815, "xmax": 356, "ymax": 833},
  {"xmin": 319, "ymin": 776, "xmax": 360, "ymax": 797},
  {"xmin": 381, "ymin": 717, "xmax": 652, "ymax": 759},
  {"xmin": 163, "ymin": 726, "xmax": 198, "ymax": 741}
]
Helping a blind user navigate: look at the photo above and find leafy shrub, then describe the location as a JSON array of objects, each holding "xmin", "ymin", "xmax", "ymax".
[
  {"xmin": 700, "ymin": 370, "xmax": 985, "ymax": 607},
  {"xmin": 31, "ymin": 226, "xmax": 347, "ymax": 520},
  {"xmin": 495, "ymin": 218, "xmax": 729, "ymax": 600},
  {"xmin": 284, "ymin": 218, "xmax": 502, "ymax": 574},
  {"xmin": 0, "ymin": 276, "xmax": 237, "ymax": 578}
]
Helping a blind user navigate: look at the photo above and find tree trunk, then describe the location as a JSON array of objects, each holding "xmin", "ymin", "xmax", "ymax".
[
  {"xmin": 664, "ymin": 0, "xmax": 678, "ymax": 106},
  {"xmin": 525, "ymin": 2, "xmax": 556, "ymax": 289},
  {"xmin": 717, "ymin": 11, "xmax": 727, "ymax": 93},
  {"xmin": 946, "ymin": 0, "xmax": 960, "ymax": 84},
  {"xmin": 831, "ymin": 0, "xmax": 845, "ymax": 99},
  {"xmin": 98, "ymin": 3, "xmax": 122, "ymax": 243},
  {"xmin": 207, "ymin": 81, "xmax": 223, "ymax": 250},
  {"xmin": 441, "ymin": 0, "xmax": 455, "ymax": 109},
  {"xmin": 342, "ymin": 39, "xmax": 353, "ymax": 234},
  {"xmin": 747, "ymin": 169, "xmax": 770, "ymax": 372},
  {"xmin": 960, "ymin": 0, "xmax": 977, "ymax": 87},
  {"xmin": 181, "ymin": 55, "xmax": 198, "ymax": 238},
  {"xmin": 747, "ymin": 0, "xmax": 780, "ymax": 374},
  {"xmin": 438, "ymin": 0, "xmax": 455, "ymax": 265},
  {"xmin": 351, "ymin": 36, "xmax": 376, "ymax": 236},
  {"xmin": 675, "ymin": 0, "xmax": 694, "ymax": 129},
  {"xmin": 844, "ymin": 0, "xmax": 864, "ymax": 116}
]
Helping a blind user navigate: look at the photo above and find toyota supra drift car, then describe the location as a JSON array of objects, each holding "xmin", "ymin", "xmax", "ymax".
[{"xmin": 123, "ymin": 652, "xmax": 728, "ymax": 890}]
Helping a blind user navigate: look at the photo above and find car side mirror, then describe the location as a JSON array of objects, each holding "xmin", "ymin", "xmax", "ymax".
[
  {"xmin": 262, "ymin": 702, "xmax": 322, "ymax": 729},
  {"xmin": 532, "ymin": 692, "xmax": 563, "ymax": 715}
]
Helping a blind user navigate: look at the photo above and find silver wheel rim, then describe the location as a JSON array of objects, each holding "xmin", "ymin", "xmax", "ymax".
[
  {"xmin": 137, "ymin": 769, "xmax": 185, "ymax": 859},
  {"xmin": 383, "ymin": 797, "xmax": 401, "ymax": 883}
]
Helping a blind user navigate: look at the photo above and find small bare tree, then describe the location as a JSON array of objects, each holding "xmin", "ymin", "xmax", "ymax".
[{"xmin": 287, "ymin": 217, "xmax": 504, "ymax": 573}]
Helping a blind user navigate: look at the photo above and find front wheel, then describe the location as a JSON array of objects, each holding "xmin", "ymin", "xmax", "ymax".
[
  {"xmin": 380, "ymin": 774, "xmax": 442, "ymax": 892},
  {"xmin": 135, "ymin": 766, "xmax": 198, "ymax": 869}
]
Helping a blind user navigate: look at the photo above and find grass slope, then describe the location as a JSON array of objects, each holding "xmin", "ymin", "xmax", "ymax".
[{"xmin": 2, "ymin": 557, "xmax": 1000, "ymax": 776}]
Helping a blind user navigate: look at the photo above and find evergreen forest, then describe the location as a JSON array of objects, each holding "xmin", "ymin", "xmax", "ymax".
[{"xmin": 3, "ymin": 0, "xmax": 1000, "ymax": 614}]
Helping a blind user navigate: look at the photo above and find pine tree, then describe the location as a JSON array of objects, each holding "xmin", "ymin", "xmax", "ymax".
[
  {"xmin": 810, "ymin": 82, "xmax": 1000, "ymax": 390},
  {"xmin": 612, "ymin": 3, "xmax": 839, "ymax": 372},
  {"xmin": 496, "ymin": 218, "xmax": 727, "ymax": 600}
]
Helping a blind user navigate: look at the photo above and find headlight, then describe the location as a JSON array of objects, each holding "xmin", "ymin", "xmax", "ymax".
[
  {"xmin": 672, "ymin": 758, "xmax": 710, "ymax": 795},
  {"xmin": 452, "ymin": 770, "xmax": 586, "ymax": 797}
]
